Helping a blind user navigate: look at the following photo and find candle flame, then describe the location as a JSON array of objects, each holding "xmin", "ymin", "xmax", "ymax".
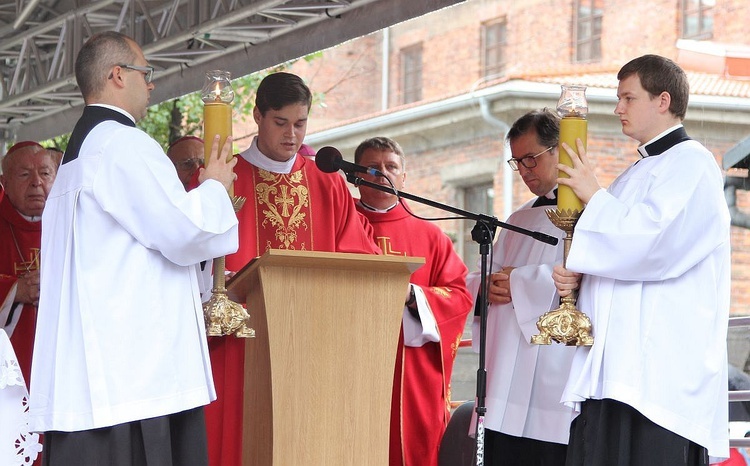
[{"xmin": 213, "ymin": 83, "xmax": 221, "ymax": 101}]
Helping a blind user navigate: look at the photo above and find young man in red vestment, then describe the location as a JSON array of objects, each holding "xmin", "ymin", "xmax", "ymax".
[
  {"xmin": 353, "ymin": 136, "xmax": 473, "ymax": 466},
  {"xmin": 204, "ymin": 72, "xmax": 381, "ymax": 466},
  {"xmin": 0, "ymin": 141, "xmax": 57, "ymax": 385}
]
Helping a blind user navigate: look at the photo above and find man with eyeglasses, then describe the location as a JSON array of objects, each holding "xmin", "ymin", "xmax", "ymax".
[
  {"xmin": 117, "ymin": 63, "xmax": 154, "ymax": 84},
  {"xmin": 466, "ymin": 109, "xmax": 574, "ymax": 466},
  {"xmin": 29, "ymin": 31, "xmax": 239, "ymax": 466},
  {"xmin": 168, "ymin": 135, "xmax": 204, "ymax": 189}
]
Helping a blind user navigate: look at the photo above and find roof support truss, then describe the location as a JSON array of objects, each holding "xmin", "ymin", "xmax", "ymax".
[{"xmin": 0, "ymin": 0, "xmax": 463, "ymax": 141}]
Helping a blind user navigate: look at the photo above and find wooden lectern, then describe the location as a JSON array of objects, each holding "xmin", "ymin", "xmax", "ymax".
[{"xmin": 227, "ymin": 249, "xmax": 424, "ymax": 466}]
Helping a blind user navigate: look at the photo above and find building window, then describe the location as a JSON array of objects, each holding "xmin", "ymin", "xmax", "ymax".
[
  {"xmin": 482, "ymin": 18, "xmax": 507, "ymax": 78},
  {"xmin": 460, "ymin": 183, "xmax": 495, "ymax": 269},
  {"xmin": 681, "ymin": 0, "xmax": 714, "ymax": 40},
  {"xmin": 401, "ymin": 44, "xmax": 423, "ymax": 104},
  {"xmin": 574, "ymin": 0, "xmax": 603, "ymax": 63}
]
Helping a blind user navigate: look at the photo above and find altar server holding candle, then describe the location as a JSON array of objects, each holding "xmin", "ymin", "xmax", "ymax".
[
  {"xmin": 29, "ymin": 31, "xmax": 239, "ymax": 466},
  {"xmin": 553, "ymin": 54, "xmax": 730, "ymax": 465}
]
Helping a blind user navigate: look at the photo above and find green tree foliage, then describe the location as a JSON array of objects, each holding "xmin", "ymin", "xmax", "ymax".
[{"xmin": 45, "ymin": 133, "xmax": 70, "ymax": 153}]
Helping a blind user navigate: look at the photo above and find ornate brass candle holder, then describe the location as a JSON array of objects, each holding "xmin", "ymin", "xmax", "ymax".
[
  {"xmin": 204, "ymin": 265, "xmax": 254, "ymax": 338},
  {"xmin": 531, "ymin": 84, "xmax": 594, "ymax": 346},
  {"xmin": 201, "ymin": 70, "xmax": 253, "ymax": 338},
  {"xmin": 530, "ymin": 209, "xmax": 593, "ymax": 346},
  {"xmin": 203, "ymin": 197, "xmax": 253, "ymax": 338}
]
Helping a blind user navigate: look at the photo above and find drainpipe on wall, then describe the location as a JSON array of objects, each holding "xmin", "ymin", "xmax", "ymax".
[
  {"xmin": 479, "ymin": 96, "xmax": 513, "ymax": 220},
  {"xmin": 381, "ymin": 28, "xmax": 389, "ymax": 112}
]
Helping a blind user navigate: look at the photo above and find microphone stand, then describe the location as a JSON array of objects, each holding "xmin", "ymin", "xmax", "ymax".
[{"xmin": 345, "ymin": 173, "xmax": 557, "ymax": 466}]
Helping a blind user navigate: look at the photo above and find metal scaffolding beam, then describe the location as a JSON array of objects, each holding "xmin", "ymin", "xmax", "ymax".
[{"xmin": 0, "ymin": 0, "xmax": 463, "ymax": 141}]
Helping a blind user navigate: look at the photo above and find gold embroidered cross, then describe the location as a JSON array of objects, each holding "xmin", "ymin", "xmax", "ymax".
[
  {"xmin": 14, "ymin": 248, "xmax": 40, "ymax": 275},
  {"xmin": 275, "ymin": 185, "xmax": 295, "ymax": 218},
  {"xmin": 376, "ymin": 237, "xmax": 405, "ymax": 256}
]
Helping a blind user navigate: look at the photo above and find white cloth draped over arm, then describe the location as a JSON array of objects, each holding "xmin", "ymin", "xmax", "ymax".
[
  {"xmin": 507, "ymin": 262, "xmax": 559, "ymax": 343},
  {"xmin": 402, "ymin": 284, "xmax": 440, "ymax": 347}
]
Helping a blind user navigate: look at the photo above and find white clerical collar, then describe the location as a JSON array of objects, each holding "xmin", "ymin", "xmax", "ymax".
[
  {"xmin": 636, "ymin": 124, "xmax": 683, "ymax": 158},
  {"xmin": 357, "ymin": 199, "xmax": 398, "ymax": 213},
  {"xmin": 20, "ymin": 213, "xmax": 41, "ymax": 222},
  {"xmin": 238, "ymin": 137, "xmax": 296, "ymax": 174},
  {"xmin": 88, "ymin": 103, "xmax": 136, "ymax": 124}
]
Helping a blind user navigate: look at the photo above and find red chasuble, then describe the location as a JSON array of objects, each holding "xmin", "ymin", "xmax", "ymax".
[
  {"xmin": 0, "ymin": 195, "xmax": 41, "ymax": 385},
  {"xmin": 357, "ymin": 201, "xmax": 473, "ymax": 466},
  {"xmin": 205, "ymin": 153, "xmax": 380, "ymax": 466}
]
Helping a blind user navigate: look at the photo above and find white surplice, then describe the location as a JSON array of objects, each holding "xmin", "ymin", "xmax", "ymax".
[
  {"xmin": 563, "ymin": 139, "xmax": 731, "ymax": 461},
  {"xmin": 29, "ymin": 108, "xmax": 239, "ymax": 433},
  {"xmin": 467, "ymin": 193, "xmax": 576, "ymax": 444}
]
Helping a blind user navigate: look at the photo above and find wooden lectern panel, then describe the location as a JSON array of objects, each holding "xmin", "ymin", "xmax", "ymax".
[{"xmin": 227, "ymin": 250, "xmax": 423, "ymax": 466}]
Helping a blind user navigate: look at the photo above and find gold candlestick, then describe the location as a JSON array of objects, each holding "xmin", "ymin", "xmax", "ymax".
[
  {"xmin": 200, "ymin": 70, "xmax": 253, "ymax": 338},
  {"xmin": 531, "ymin": 85, "xmax": 593, "ymax": 346},
  {"xmin": 530, "ymin": 210, "xmax": 593, "ymax": 346}
]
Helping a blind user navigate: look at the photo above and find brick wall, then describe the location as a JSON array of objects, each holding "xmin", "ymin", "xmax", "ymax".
[{"xmin": 273, "ymin": 0, "xmax": 750, "ymax": 315}]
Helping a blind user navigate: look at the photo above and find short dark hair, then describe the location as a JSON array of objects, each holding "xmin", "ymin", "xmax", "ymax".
[
  {"xmin": 354, "ymin": 136, "xmax": 406, "ymax": 169},
  {"xmin": 507, "ymin": 109, "xmax": 560, "ymax": 148},
  {"xmin": 255, "ymin": 72, "xmax": 312, "ymax": 116},
  {"xmin": 617, "ymin": 54, "xmax": 689, "ymax": 120},
  {"xmin": 75, "ymin": 31, "xmax": 136, "ymax": 99}
]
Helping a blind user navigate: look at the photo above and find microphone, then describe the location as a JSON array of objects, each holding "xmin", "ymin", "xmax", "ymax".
[{"xmin": 315, "ymin": 146, "xmax": 384, "ymax": 176}]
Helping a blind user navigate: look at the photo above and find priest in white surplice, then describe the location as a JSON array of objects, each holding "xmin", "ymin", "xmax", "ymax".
[
  {"xmin": 553, "ymin": 54, "xmax": 730, "ymax": 465},
  {"xmin": 29, "ymin": 31, "xmax": 239, "ymax": 466},
  {"xmin": 467, "ymin": 109, "xmax": 573, "ymax": 466}
]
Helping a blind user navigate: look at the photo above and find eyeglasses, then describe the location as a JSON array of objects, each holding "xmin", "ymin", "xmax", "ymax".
[
  {"xmin": 507, "ymin": 146, "xmax": 554, "ymax": 171},
  {"xmin": 117, "ymin": 64, "xmax": 154, "ymax": 84},
  {"xmin": 174, "ymin": 158, "xmax": 203, "ymax": 170}
]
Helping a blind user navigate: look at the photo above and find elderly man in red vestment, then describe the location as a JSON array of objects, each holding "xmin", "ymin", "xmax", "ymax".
[
  {"xmin": 0, "ymin": 141, "xmax": 57, "ymax": 385},
  {"xmin": 167, "ymin": 135, "xmax": 204, "ymax": 189},
  {"xmin": 353, "ymin": 136, "xmax": 473, "ymax": 466},
  {"xmin": 204, "ymin": 72, "xmax": 380, "ymax": 466}
]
